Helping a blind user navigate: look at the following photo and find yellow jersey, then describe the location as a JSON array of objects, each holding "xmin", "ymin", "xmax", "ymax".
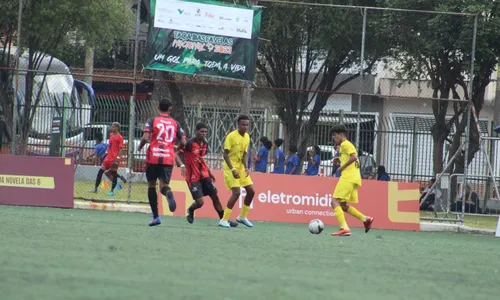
[
  {"xmin": 339, "ymin": 140, "xmax": 362, "ymax": 186},
  {"xmin": 223, "ymin": 130, "xmax": 250, "ymax": 170}
]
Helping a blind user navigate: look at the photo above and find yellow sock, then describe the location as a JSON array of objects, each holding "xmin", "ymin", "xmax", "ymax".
[
  {"xmin": 222, "ymin": 208, "xmax": 232, "ymax": 221},
  {"xmin": 347, "ymin": 206, "xmax": 367, "ymax": 222},
  {"xmin": 240, "ymin": 205, "xmax": 251, "ymax": 218},
  {"xmin": 333, "ymin": 206, "xmax": 349, "ymax": 230}
]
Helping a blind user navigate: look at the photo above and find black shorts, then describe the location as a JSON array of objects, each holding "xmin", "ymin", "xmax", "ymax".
[
  {"xmin": 189, "ymin": 177, "xmax": 217, "ymax": 199},
  {"xmin": 146, "ymin": 164, "xmax": 173, "ymax": 183}
]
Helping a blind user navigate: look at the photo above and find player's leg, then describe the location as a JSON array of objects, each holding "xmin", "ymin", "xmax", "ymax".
[
  {"xmin": 220, "ymin": 168, "xmax": 241, "ymax": 228},
  {"xmin": 108, "ymin": 162, "xmax": 121, "ymax": 195},
  {"xmin": 236, "ymin": 183, "xmax": 255, "ymax": 227},
  {"xmin": 342, "ymin": 186, "xmax": 374, "ymax": 233},
  {"xmin": 158, "ymin": 165, "xmax": 176, "ymax": 212},
  {"xmin": 88, "ymin": 163, "xmax": 108, "ymax": 193},
  {"xmin": 202, "ymin": 178, "xmax": 238, "ymax": 227},
  {"xmin": 235, "ymin": 168, "xmax": 254, "ymax": 227},
  {"xmin": 187, "ymin": 181, "xmax": 204, "ymax": 224},
  {"xmin": 331, "ymin": 181, "xmax": 353, "ymax": 236},
  {"xmin": 146, "ymin": 165, "xmax": 161, "ymax": 226}
]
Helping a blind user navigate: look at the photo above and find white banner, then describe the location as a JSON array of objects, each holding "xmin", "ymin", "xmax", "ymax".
[{"xmin": 154, "ymin": 0, "xmax": 254, "ymax": 39}]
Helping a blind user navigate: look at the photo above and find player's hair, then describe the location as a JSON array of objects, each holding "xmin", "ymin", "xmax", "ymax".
[
  {"xmin": 289, "ymin": 145, "xmax": 298, "ymax": 153},
  {"xmin": 313, "ymin": 145, "xmax": 321, "ymax": 155},
  {"xmin": 112, "ymin": 122, "xmax": 120, "ymax": 128},
  {"xmin": 274, "ymin": 138, "xmax": 283, "ymax": 148},
  {"xmin": 330, "ymin": 124, "xmax": 347, "ymax": 135},
  {"xmin": 95, "ymin": 132, "xmax": 104, "ymax": 142},
  {"xmin": 237, "ymin": 114, "xmax": 250, "ymax": 124},
  {"xmin": 159, "ymin": 99, "xmax": 172, "ymax": 112},
  {"xmin": 195, "ymin": 123, "xmax": 208, "ymax": 131}
]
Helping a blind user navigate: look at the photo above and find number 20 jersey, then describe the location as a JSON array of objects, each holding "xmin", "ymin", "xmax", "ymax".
[{"xmin": 144, "ymin": 113, "xmax": 186, "ymax": 165}]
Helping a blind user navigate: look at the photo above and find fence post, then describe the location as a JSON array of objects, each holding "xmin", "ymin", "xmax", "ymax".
[
  {"xmin": 61, "ymin": 94, "xmax": 67, "ymax": 157},
  {"xmin": 128, "ymin": 0, "xmax": 141, "ymax": 203},
  {"xmin": 355, "ymin": 7, "xmax": 367, "ymax": 151},
  {"xmin": 410, "ymin": 116, "xmax": 418, "ymax": 182},
  {"xmin": 11, "ymin": 0, "xmax": 24, "ymax": 155}
]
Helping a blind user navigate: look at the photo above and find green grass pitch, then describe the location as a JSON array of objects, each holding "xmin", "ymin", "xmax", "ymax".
[{"xmin": 0, "ymin": 205, "xmax": 499, "ymax": 300}]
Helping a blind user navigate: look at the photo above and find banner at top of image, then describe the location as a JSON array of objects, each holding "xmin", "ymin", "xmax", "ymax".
[{"xmin": 145, "ymin": 0, "xmax": 262, "ymax": 82}]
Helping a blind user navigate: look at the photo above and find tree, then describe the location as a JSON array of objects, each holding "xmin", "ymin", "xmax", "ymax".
[
  {"xmin": 257, "ymin": 0, "xmax": 391, "ymax": 164},
  {"xmin": 0, "ymin": 0, "xmax": 133, "ymax": 154},
  {"xmin": 382, "ymin": 0, "xmax": 500, "ymax": 177}
]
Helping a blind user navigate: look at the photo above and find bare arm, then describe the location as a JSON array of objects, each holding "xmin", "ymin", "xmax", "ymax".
[
  {"xmin": 223, "ymin": 149, "xmax": 234, "ymax": 170},
  {"xmin": 138, "ymin": 132, "xmax": 150, "ymax": 151},
  {"xmin": 243, "ymin": 151, "xmax": 249, "ymax": 170}
]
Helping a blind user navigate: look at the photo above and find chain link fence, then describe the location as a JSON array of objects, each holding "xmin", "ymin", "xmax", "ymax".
[{"xmin": 1, "ymin": 0, "xmax": 500, "ymax": 224}]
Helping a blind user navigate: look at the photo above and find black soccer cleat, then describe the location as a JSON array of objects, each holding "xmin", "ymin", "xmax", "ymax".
[{"xmin": 186, "ymin": 208, "xmax": 194, "ymax": 224}]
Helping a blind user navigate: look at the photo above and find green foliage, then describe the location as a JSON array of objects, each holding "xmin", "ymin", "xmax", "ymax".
[
  {"xmin": 257, "ymin": 0, "xmax": 391, "ymax": 158},
  {"xmin": 382, "ymin": 0, "xmax": 500, "ymax": 174}
]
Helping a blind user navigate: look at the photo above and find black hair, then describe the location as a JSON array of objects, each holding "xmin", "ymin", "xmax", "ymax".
[
  {"xmin": 330, "ymin": 124, "xmax": 348, "ymax": 135},
  {"xmin": 159, "ymin": 99, "xmax": 172, "ymax": 112},
  {"xmin": 259, "ymin": 136, "xmax": 269, "ymax": 144},
  {"xmin": 264, "ymin": 140, "xmax": 273, "ymax": 150},
  {"xmin": 274, "ymin": 138, "xmax": 283, "ymax": 148},
  {"xmin": 314, "ymin": 145, "xmax": 321, "ymax": 155},
  {"xmin": 289, "ymin": 145, "xmax": 298, "ymax": 153},
  {"xmin": 237, "ymin": 114, "xmax": 250, "ymax": 124},
  {"xmin": 195, "ymin": 123, "xmax": 207, "ymax": 131},
  {"xmin": 95, "ymin": 132, "xmax": 103, "ymax": 142},
  {"xmin": 377, "ymin": 165, "xmax": 386, "ymax": 174}
]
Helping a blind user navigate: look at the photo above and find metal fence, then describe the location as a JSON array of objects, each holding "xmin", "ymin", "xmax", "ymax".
[{"xmin": 1, "ymin": 0, "xmax": 500, "ymax": 222}]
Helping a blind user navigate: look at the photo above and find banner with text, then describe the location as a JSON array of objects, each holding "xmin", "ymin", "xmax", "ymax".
[
  {"xmin": 0, "ymin": 155, "xmax": 74, "ymax": 208},
  {"xmin": 159, "ymin": 170, "xmax": 421, "ymax": 231},
  {"xmin": 145, "ymin": 0, "xmax": 262, "ymax": 81}
]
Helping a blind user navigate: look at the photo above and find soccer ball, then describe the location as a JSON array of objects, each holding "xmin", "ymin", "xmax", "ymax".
[{"xmin": 308, "ymin": 219, "xmax": 324, "ymax": 234}]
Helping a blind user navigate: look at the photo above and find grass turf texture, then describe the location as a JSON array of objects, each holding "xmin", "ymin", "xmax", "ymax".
[{"xmin": 1, "ymin": 206, "xmax": 499, "ymax": 300}]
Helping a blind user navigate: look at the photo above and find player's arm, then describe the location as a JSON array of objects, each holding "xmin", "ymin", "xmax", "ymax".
[{"xmin": 223, "ymin": 135, "xmax": 239, "ymax": 178}]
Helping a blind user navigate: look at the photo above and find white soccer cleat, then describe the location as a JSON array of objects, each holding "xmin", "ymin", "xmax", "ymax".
[
  {"xmin": 236, "ymin": 216, "xmax": 253, "ymax": 228},
  {"xmin": 219, "ymin": 219, "xmax": 231, "ymax": 228}
]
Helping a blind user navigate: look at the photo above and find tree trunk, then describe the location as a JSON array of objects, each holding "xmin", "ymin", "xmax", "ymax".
[
  {"xmin": 84, "ymin": 47, "xmax": 94, "ymax": 85},
  {"xmin": 152, "ymin": 71, "xmax": 190, "ymax": 137}
]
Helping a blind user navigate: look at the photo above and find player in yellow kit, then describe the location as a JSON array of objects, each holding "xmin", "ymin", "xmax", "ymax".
[
  {"xmin": 219, "ymin": 115, "xmax": 255, "ymax": 228},
  {"xmin": 330, "ymin": 125, "xmax": 374, "ymax": 236}
]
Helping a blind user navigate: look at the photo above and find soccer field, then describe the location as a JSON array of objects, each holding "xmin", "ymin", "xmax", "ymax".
[{"xmin": 0, "ymin": 206, "xmax": 499, "ymax": 300}]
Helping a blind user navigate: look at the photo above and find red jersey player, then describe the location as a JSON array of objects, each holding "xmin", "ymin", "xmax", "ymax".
[
  {"xmin": 138, "ymin": 99, "xmax": 186, "ymax": 227},
  {"xmin": 183, "ymin": 123, "xmax": 238, "ymax": 227},
  {"xmin": 88, "ymin": 122, "xmax": 125, "ymax": 196}
]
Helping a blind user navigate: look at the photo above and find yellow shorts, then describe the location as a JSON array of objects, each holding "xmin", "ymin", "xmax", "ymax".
[
  {"xmin": 333, "ymin": 180, "xmax": 359, "ymax": 203},
  {"xmin": 223, "ymin": 167, "xmax": 253, "ymax": 190}
]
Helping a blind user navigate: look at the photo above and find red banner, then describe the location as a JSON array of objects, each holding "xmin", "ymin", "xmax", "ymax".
[
  {"xmin": 0, "ymin": 155, "xmax": 74, "ymax": 208},
  {"xmin": 159, "ymin": 169, "xmax": 420, "ymax": 231}
]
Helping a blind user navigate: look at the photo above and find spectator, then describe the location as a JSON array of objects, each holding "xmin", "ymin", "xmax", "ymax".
[
  {"xmin": 332, "ymin": 144, "xmax": 341, "ymax": 177},
  {"xmin": 305, "ymin": 145, "xmax": 321, "ymax": 176},
  {"xmin": 255, "ymin": 137, "xmax": 271, "ymax": 173},
  {"xmin": 377, "ymin": 165, "xmax": 391, "ymax": 181},
  {"xmin": 0, "ymin": 114, "xmax": 11, "ymax": 151},
  {"xmin": 87, "ymin": 132, "xmax": 108, "ymax": 165},
  {"xmin": 451, "ymin": 184, "xmax": 481, "ymax": 214},
  {"xmin": 273, "ymin": 138, "xmax": 285, "ymax": 174},
  {"xmin": 420, "ymin": 178, "xmax": 441, "ymax": 211},
  {"xmin": 285, "ymin": 145, "xmax": 300, "ymax": 175}
]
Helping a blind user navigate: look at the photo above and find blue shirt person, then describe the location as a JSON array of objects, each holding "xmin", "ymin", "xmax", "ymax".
[
  {"xmin": 305, "ymin": 145, "xmax": 321, "ymax": 176},
  {"xmin": 285, "ymin": 145, "xmax": 300, "ymax": 175},
  {"xmin": 272, "ymin": 138, "xmax": 285, "ymax": 174},
  {"xmin": 377, "ymin": 165, "xmax": 391, "ymax": 181},
  {"xmin": 255, "ymin": 137, "xmax": 272, "ymax": 173},
  {"xmin": 91, "ymin": 132, "xmax": 108, "ymax": 165}
]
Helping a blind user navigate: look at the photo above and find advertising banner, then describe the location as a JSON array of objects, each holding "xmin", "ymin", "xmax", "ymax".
[
  {"xmin": 159, "ymin": 169, "xmax": 421, "ymax": 231},
  {"xmin": 0, "ymin": 155, "xmax": 74, "ymax": 208},
  {"xmin": 145, "ymin": 0, "xmax": 262, "ymax": 81}
]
